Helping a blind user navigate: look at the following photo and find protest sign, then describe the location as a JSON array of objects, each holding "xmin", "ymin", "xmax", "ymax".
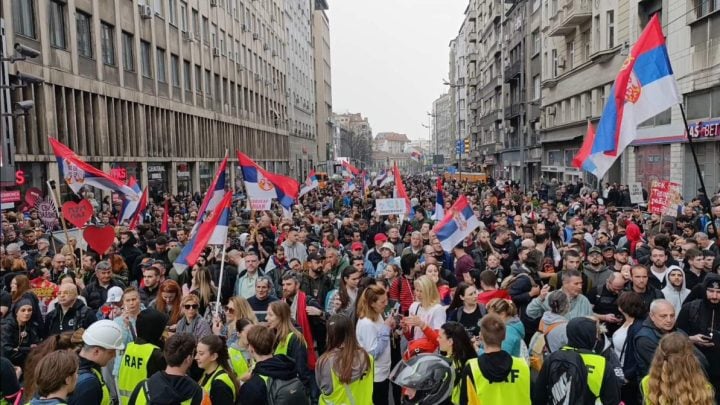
[
  {"xmin": 629, "ymin": 182, "xmax": 644, "ymax": 204},
  {"xmin": 648, "ymin": 180, "xmax": 681, "ymax": 217},
  {"xmin": 376, "ymin": 198, "xmax": 408, "ymax": 216}
]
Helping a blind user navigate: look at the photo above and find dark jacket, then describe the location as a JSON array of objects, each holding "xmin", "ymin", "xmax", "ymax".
[
  {"xmin": 238, "ymin": 355, "xmax": 300, "ymax": 405},
  {"xmin": 82, "ymin": 278, "xmax": 126, "ymax": 310},
  {"xmin": 45, "ymin": 299, "xmax": 96, "ymax": 336},
  {"xmin": 128, "ymin": 371, "xmax": 205, "ymax": 405},
  {"xmin": 619, "ymin": 318, "xmax": 644, "ymax": 381},
  {"xmin": 68, "ymin": 357, "xmax": 106, "ymax": 405},
  {"xmin": 677, "ymin": 297, "xmax": 720, "ymax": 386},
  {"xmin": 133, "ymin": 309, "xmax": 169, "ymax": 378},
  {"xmin": 633, "ymin": 316, "xmax": 709, "ymax": 378},
  {"xmin": 138, "ymin": 284, "xmax": 159, "ymax": 306},
  {"xmin": 0, "ymin": 315, "xmax": 42, "ymax": 367},
  {"xmin": 208, "ymin": 262, "xmax": 238, "ymax": 306},
  {"xmin": 119, "ymin": 235, "xmax": 143, "ymax": 282}
]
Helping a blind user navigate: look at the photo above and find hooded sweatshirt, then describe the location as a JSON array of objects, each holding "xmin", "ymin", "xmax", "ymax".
[
  {"xmin": 459, "ymin": 350, "xmax": 514, "ymax": 405},
  {"xmin": 239, "ymin": 355, "xmax": 300, "ymax": 405},
  {"xmin": 127, "ymin": 371, "xmax": 205, "ymax": 405},
  {"xmin": 661, "ymin": 268, "xmax": 690, "ymax": 314},
  {"xmin": 131, "ymin": 309, "xmax": 168, "ymax": 377},
  {"xmin": 539, "ymin": 312, "xmax": 568, "ymax": 353}
]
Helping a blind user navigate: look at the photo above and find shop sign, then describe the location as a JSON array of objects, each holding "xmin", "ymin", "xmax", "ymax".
[
  {"xmin": 177, "ymin": 163, "xmax": 190, "ymax": 178},
  {"xmin": 148, "ymin": 165, "xmax": 165, "ymax": 173},
  {"xmin": 110, "ymin": 167, "xmax": 127, "ymax": 181},
  {"xmin": 484, "ymin": 156, "xmax": 496, "ymax": 165},
  {"xmin": 1, "ymin": 190, "xmax": 21, "ymax": 202},
  {"xmin": 688, "ymin": 120, "xmax": 720, "ymax": 139}
]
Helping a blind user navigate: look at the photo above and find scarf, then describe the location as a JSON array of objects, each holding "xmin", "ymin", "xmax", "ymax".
[
  {"xmin": 288, "ymin": 291, "xmax": 317, "ymax": 370},
  {"xmin": 176, "ymin": 315, "xmax": 201, "ymax": 335}
]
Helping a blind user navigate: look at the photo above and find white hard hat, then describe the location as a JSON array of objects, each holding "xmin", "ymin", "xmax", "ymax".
[{"xmin": 83, "ymin": 320, "xmax": 125, "ymax": 350}]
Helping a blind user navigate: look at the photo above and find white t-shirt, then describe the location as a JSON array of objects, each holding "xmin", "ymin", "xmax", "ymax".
[
  {"xmin": 612, "ymin": 323, "xmax": 630, "ymax": 366},
  {"xmin": 408, "ymin": 302, "xmax": 446, "ymax": 340},
  {"xmin": 356, "ymin": 316, "xmax": 391, "ymax": 381}
]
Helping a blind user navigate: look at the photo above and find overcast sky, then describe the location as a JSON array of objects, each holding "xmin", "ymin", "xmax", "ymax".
[{"xmin": 328, "ymin": 1, "xmax": 468, "ymax": 143}]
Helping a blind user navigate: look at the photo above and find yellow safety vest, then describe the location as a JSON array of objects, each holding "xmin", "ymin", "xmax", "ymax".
[
  {"xmin": 132, "ymin": 380, "xmax": 194, "ymax": 405},
  {"xmin": 201, "ymin": 367, "xmax": 237, "ymax": 402},
  {"xmin": 319, "ymin": 356, "xmax": 374, "ymax": 405},
  {"xmin": 274, "ymin": 332, "xmax": 295, "ymax": 356},
  {"xmin": 118, "ymin": 342, "xmax": 159, "ymax": 405},
  {"xmin": 468, "ymin": 356, "xmax": 531, "ymax": 405},
  {"xmin": 561, "ymin": 347, "xmax": 606, "ymax": 398},
  {"xmin": 229, "ymin": 346, "xmax": 251, "ymax": 377},
  {"xmin": 89, "ymin": 368, "xmax": 111, "ymax": 405},
  {"xmin": 451, "ymin": 359, "xmax": 463, "ymax": 405}
]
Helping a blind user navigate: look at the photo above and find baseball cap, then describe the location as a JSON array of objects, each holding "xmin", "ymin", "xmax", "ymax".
[
  {"xmin": 374, "ymin": 233, "xmax": 388, "ymax": 243},
  {"xmin": 616, "ymin": 247, "xmax": 629, "ymax": 254},
  {"xmin": 601, "ymin": 245, "xmax": 616, "ymax": 252},
  {"xmin": 588, "ymin": 247, "xmax": 602, "ymax": 255},
  {"xmin": 106, "ymin": 286, "xmax": 124, "ymax": 304},
  {"xmin": 351, "ymin": 242, "xmax": 364, "ymax": 251}
]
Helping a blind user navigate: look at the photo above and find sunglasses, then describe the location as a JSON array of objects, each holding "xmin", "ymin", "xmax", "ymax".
[
  {"xmin": 224, "ymin": 307, "xmax": 235, "ymax": 314},
  {"xmin": 184, "ymin": 304, "xmax": 199, "ymax": 310}
]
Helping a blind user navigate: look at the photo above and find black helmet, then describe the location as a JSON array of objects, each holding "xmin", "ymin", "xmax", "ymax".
[{"xmin": 390, "ymin": 353, "xmax": 454, "ymax": 405}]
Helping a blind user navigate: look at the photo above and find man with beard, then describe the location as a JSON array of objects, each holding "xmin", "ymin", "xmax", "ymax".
[
  {"xmin": 282, "ymin": 271, "xmax": 326, "ymax": 354},
  {"xmin": 151, "ymin": 236, "xmax": 170, "ymax": 268},
  {"xmin": 677, "ymin": 274, "xmax": 720, "ymax": 401},
  {"xmin": 613, "ymin": 247, "xmax": 631, "ymax": 272},
  {"xmin": 583, "ymin": 247, "xmax": 613, "ymax": 289},
  {"xmin": 490, "ymin": 227, "xmax": 517, "ymax": 274},
  {"xmin": 299, "ymin": 253, "xmax": 332, "ymax": 308},
  {"xmin": 648, "ymin": 247, "xmax": 672, "ymax": 290}
]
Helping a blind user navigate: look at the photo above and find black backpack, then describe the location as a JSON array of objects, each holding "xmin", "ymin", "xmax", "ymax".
[
  {"xmin": 543, "ymin": 349, "xmax": 589, "ymax": 405},
  {"xmin": 265, "ymin": 375, "xmax": 309, "ymax": 405}
]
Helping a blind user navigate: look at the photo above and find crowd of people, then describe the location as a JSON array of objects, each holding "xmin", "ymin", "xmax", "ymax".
[{"xmin": 1, "ymin": 175, "xmax": 719, "ymax": 405}]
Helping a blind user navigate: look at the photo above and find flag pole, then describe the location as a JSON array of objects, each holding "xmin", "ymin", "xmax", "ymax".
[
  {"xmin": 46, "ymin": 180, "xmax": 70, "ymax": 245},
  {"xmin": 679, "ymin": 105, "xmax": 717, "ymax": 236},
  {"xmin": 214, "ymin": 238, "xmax": 228, "ymax": 317}
]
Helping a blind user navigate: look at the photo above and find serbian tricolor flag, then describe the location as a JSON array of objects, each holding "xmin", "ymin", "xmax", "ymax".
[
  {"xmin": 341, "ymin": 160, "xmax": 361, "ymax": 176},
  {"xmin": 238, "ymin": 152, "xmax": 299, "ymax": 210},
  {"xmin": 174, "ymin": 192, "xmax": 232, "ymax": 274},
  {"xmin": 128, "ymin": 187, "xmax": 148, "ymax": 230},
  {"xmin": 571, "ymin": 122, "xmax": 596, "ymax": 169},
  {"xmin": 392, "ymin": 163, "xmax": 411, "ymax": 215},
  {"xmin": 432, "ymin": 177, "xmax": 445, "ymax": 220},
  {"xmin": 191, "ymin": 156, "xmax": 228, "ymax": 237},
  {"xmin": 119, "ymin": 176, "xmax": 143, "ymax": 224},
  {"xmin": 410, "ymin": 150, "xmax": 423, "ymax": 162},
  {"xmin": 299, "ymin": 170, "xmax": 319, "ymax": 197},
  {"xmin": 583, "ymin": 14, "xmax": 681, "ymax": 179},
  {"xmin": 160, "ymin": 199, "xmax": 169, "ymax": 234},
  {"xmin": 49, "ymin": 137, "xmax": 140, "ymax": 200},
  {"xmin": 342, "ymin": 178, "xmax": 356, "ymax": 193},
  {"xmin": 373, "ymin": 169, "xmax": 393, "ymax": 187},
  {"xmin": 433, "ymin": 195, "xmax": 481, "ymax": 251}
]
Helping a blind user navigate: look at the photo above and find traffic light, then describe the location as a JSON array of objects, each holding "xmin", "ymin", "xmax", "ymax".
[{"xmin": 464, "ymin": 138, "xmax": 471, "ymax": 153}]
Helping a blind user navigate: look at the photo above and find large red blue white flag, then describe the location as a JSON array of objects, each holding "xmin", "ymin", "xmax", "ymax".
[
  {"xmin": 119, "ymin": 176, "xmax": 143, "ymax": 224},
  {"xmin": 299, "ymin": 170, "xmax": 319, "ymax": 197},
  {"xmin": 191, "ymin": 156, "xmax": 228, "ymax": 237},
  {"xmin": 432, "ymin": 195, "xmax": 480, "ymax": 252},
  {"xmin": 583, "ymin": 14, "xmax": 680, "ymax": 179},
  {"xmin": 49, "ymin": 137, "xmax": 140, "ymax": 200},
  {"xmin": 237, "ymin": 152, "xmax": 299, "ymax": 210}
]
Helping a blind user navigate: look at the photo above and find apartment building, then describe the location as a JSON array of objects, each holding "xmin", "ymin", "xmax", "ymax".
[
  {"xmin": 312, "ymin": 0, "xmax": 331, "ymax": 164},
  {"xmin": 4, "ymin": 0, "xmax": 325, "ymax": 198},
  {"xmin": 448, "ymin": 28, "xmax": 468, "ymax": 166},
  {"xmin": 431, "ymin": 92, "xmax": 452, "ymax": 161}
]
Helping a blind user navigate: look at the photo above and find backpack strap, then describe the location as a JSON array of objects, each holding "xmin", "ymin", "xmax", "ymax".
[{"xmin": 143, "ymin": 380, "xmax": 152, "ymax": 402}]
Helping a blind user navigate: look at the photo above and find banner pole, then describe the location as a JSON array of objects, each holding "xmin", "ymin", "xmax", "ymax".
[
  {"xmin": 214, "ymin": 239, "xmax": 228, "ymax": 317},
  {"xmin": 47, "ymin": 180, "xmax": 70, "ymax": 244},
  {"xmin": 680, "ymin": 104, "xmax": 716, "ymax": 236}
]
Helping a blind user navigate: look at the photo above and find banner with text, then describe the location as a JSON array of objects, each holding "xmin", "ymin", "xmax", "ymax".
[
  {"xmin": 629, "ymin": 182, "xmax": 645, "ymax": 204},
  {"xmin": 648, "ymin": 180, "xmax": 681, "ymax": 217},
  {"xmin": 376, "ymin": 198, "xmax": 408, "ymax": 216}
]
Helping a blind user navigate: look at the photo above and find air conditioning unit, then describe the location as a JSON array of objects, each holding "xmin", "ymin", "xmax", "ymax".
[
  {"xmin": 255, "ymin": 74, "xmax": 262, "ymax": 82},
  {"xmin": 241, "ymin": 24, "xmax": 248, "ymax": 32},
  {"xmin": 212, "ymin": 47, "xmax": 220, "ymax": 57},
  {"xmin": 272, "ymin": 51, "xmax": 277, "ymax": 57},
  {"xmin": 210, "ymin": 0, "xmax": 218, "ymax": 7},
  {"xmin": 139, "ymin": 5, "xmax": 153, "ymax": 19},
  {"xmin": 181, "ymin": 30, "xmax": 193, "ymax": 41},
  {"xmin": 237, "ymin": 64, "xmax": 245, "ymax": 71},
  {"xmin": 253, "ymin": 33, "xmax": 259, "ymax": 40}
]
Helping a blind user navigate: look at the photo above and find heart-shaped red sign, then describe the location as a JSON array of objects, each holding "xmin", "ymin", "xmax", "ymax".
[
  {"xmin": 61, "ymin": 200, "xmax": 94, "ymax": 228},
  {"xmin": 83, "ymin": 225, "xmax": 115, "ymax": 255}
]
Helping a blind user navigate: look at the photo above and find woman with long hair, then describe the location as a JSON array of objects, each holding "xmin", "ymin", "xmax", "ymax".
[
  {"xmin": 335, "ymin": 267, "xmax": 362, "ymax": 318},
  {"xmin": 425, "ymin": 263, "xmax": 451, "ymax": 305},
  {"xmin": 186, "ymin": 266, "xmax": 217, "ymax": 316},
  {"xmin": 378, "ymin": 263, "xmax": 400, "ymax": 290},
  {"xmin": 214, "ymin": 296, "xmax": 257, "ymax": 346},
  {"xmin": 641, "ymin": 332, "xmax": 714, "ymax": 405},
  {"xmin": 22, "ymin": 329, "xmax": 85, "ymax": 401},
  {"xmin": 356, "ymin": 284, "xmax": 395, "ymax": 405},
  {"xmin": 446, "ymin": 282, "xmax": 483, "ymax": 338},
  {"xmin": 150, "ymin": 279, "xmax": 182, "ymax": 325},
  {"xmin": 404, "ymin": 275, "xmax": 446, "ymax": 341},
  {"xmin": 438, "ymin": 322, "xmax": 480, "ymax": 405},
  {"xmin": 485, "ymin": 298, "xmax": 524, "ymax": 357},
  {"xmin": 612, "ymin": 291, "xmax": 647, "ymax": 405},
  {"xmin": 174, "ymin": 293, "xmax": 212, "ymax": 338},
  {"xmin": 229, "ymin": 318, "xmax": 255, "ymax": 381},
  {"xmin": 196, "ymin": 334, "xmax": 240, "ymax": 405},
  {"xmin": 316, "ymin": 314, "xmax": 374, "ymax": 404},
  {"xmin": 266, "ymin": 301, "xmax": 312, "ymax": 391},
  {"xmin": 9, "ymin": 274, "xmax": 45, "ymax": 335},
  {"xmin": 0, "ymin": 297, "xmax": 43, "ymax": 366}
]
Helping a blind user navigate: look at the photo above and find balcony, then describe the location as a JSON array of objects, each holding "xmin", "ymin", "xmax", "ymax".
[
  {"xmin": 468, "ymin": 51, "xmax": 478, "ymax": 63},
  {"xmin": 481, "ymin": 77, "xmax": 502, "ymax": 97},
  {"xmin": 547, "ymin": 0, "xmax": 592, "ymax": 37},
  {"xmin": 504, "ymin": 102, "xmax": 523, "ymax": 119},
  {"xmin": 468, "ymin": 30, "xmax": 477, "ymax": 43},
  {"xmin": 503, "ymin": 60, "xmax": 522, "ymax": 82},
  {"xmin": 469, "ymin": 75, "xmax": 480, "ymax": 87},
  {"xmin": 480, "ymin": 109, "xmax": 503, "ymax": 127},
  {"xmin": 469, "ymin": 101, "xmax": 479, "ymax": 111}
]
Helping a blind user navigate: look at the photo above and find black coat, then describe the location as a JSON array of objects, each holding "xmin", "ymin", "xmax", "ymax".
[
  {"xmin": 0, "ymin": 315, "xmax": 43, "ymax": 367},
  {"xmin": 45, "ymin": 299, "xmax": 96, "ymax": 336},
  {"xmin": 82, "ymin": 279, "xmax": 126, "ymax": 310}
]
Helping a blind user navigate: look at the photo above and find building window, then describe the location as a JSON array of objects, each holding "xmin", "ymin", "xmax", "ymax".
[
  {"xmin": 76, "ymin": 11, "xmax": 93, "ymax": 58},
  {"xmin": 100, "ymin": 22, "xmax": 115, "ymax": 65},
  {"xmin": 195, "ymin": 65, "xmax": 202, "ymax": 93},
  {"xmin": 686, "ymin": 89, "xmax": 720, "ymax": 120},
  {"xmin": 183, "ymin": 60, "xmax": 191, "ymax": 90},
  {"xmin": 607, "ymin": 10, "xmax": 615, "ymax": 48},
  {"xmin": 205, "ymin": 70, "xmax": 212, "ymax": 96},
  {"xmin": 140, "ymin": 40, "xmax": 152, "ymax": 77},
  {"xmin": 551, "ymin": 49, "xmax": 558, "ymax": 77},
  {"xmin": 220, "ymin": 30, "xmax": 226, "ymax": 55},
  {"xmin": 168, "ymin": 0, "xmax": 177, "ymax": 25},
  {"xmin": 202, "ymin": 17, "xmax": 210, "ymax": 44},
  {"xmin": 566, "ymin": 40, "xmax": 574, "ymax": 70},
  {"xmin": 152, "ymin": 0, "xmax": 163, "ymax": 17},
  {"xmin": 547, "ymin": 150, "xmax": 562, "ymax": 166},
  {"xmin": 122, "ymin": 32, "xmax": 134, "ymax": 71},
  {"xmin": 695, "ymin": 0, "xmax": 719, "ymax": 19},
  {"xmin": 211, "ymin": 23, "xmax": 218, "ymax": 48},
  {"xmin": 533, "ymin": 75, "xmax": 540, "ymax": 100},
  {"xmin": 156, "ymin": 48, "xmax": 166, "ymax": 83},
  {"xmin": 170, "ymin": 54, "xmax": 180, "ymax": 87},
  {"xmin": 192, "ymin": 9, "xmax": 200, "ymax": 38},
  {"xmin": 532, "ymin": 31, "xmax": 540, "ymax": 55},
  {"xmin": 13, "ymin": 0, "xmax": 36, "ymax": 38},
  {"xmin": 179, "ymin": 1, "xmax": 188, "ymax": 31},
  {"xmin": 48, "ymin": 1, "xmax": 66, "ymax": 48},
  {"xmin": 228, "ymin": 37, "xmax": 234, "ymax": 61}
]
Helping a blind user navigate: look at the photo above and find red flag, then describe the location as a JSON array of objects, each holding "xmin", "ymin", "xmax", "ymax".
[
  {"xmin": 393, "ymin": 163, "xmax": 411, "ymax": 214},
  {"xmin": 341, "ymin": 160, "xmax": 361, "ymax": 176},
  {"xmin": 128, "ymin": 188, "xmax": 148, "ymax": 230},
  {"xmin": 572, "ymin": 121, "xmax": 596, "ymax": 169},
  {"xmin": 160, "ymin": 199, "xmax": 169, "ymax": 234}
]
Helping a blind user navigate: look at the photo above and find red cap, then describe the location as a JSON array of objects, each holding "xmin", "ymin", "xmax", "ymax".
[
  {"xmin": 351, "ymin": 242, "xmax": 364, "ymax": 251},
  {"xmin": 374, "ymin": 233, "xmax": 388, "ymax": 242}
]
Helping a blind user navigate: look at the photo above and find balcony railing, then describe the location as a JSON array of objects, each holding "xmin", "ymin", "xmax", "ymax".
[
  {"xmin": 547, "ymin": 0, "xmax": 592, "ymax": 37},
  {"xmin": 504, "ymin": 102, "xmax": 523, "ymax": 119},
  {"xmin": 503, "ymin": 60, "xmax": 522, "ymax": 82},
  {"xmin": 481, "ymin": 77, "xmax": 502, "ymax": 97},
  {"xmin": 479, "ymin": 109, "xmax": 503, "ymax": 127}
]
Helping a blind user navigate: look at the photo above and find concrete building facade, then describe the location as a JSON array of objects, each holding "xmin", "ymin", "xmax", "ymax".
[
  {"xmin": 4, "ymin": 0, "xmax": 328, "ymax": 200},
  {"xmin": 431, "ymin": 92, "xmax": 452, "ymax": 161},
  {"xmin": 312, "ymin": 0, "xmax": 331, "ymax": 164},
  {"xmin": 284, "ymin": 0, "xmax": 316, "ymax": 180}
]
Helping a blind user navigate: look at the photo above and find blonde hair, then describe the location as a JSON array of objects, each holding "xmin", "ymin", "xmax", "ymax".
[
  {"xmin": 414, "ymin": 275, "xmax": 440, "ymax": 309},
  {"xmin": 181, "ymin": 294, "xmax": 199, "ymax": 306},
  {"xmin": 356, "ymin": 284, "xmax": 387, "ymax": 321},
  {"xmin": 227, "ymin": 296, "xmax": 258, "ymax": 325},
  {"xmin": 268, "ymin": 301, "xmax": 306, "ymax": 347},
  {"xmin": 645, "ymin": 332, "xmax": 714, "ymax": 405},
  {"xmin": 487, "ymin": 298, "xmax": 517, "ymax": 318}
]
